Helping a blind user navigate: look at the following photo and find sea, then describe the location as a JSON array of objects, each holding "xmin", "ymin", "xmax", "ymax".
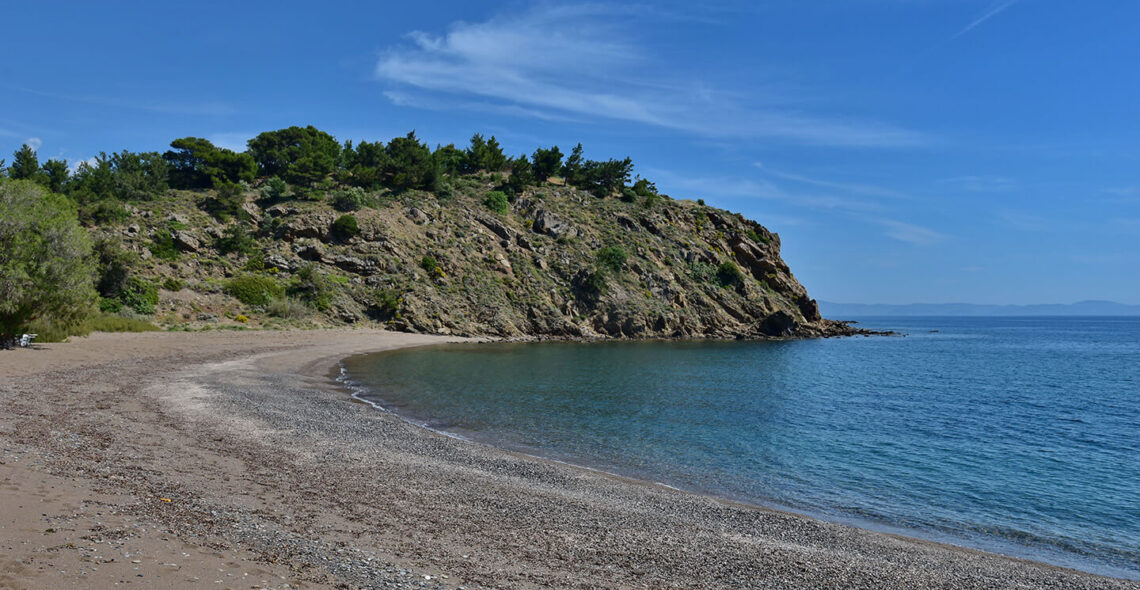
[{"xmin": 339, "ymin": 317, "xmax": 1140, "ymax": 579}]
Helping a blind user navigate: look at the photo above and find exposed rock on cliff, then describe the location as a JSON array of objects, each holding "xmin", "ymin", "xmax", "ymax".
[{"xmin": 106, "ymin": 180, "xmax": 860, "ymax": 339}]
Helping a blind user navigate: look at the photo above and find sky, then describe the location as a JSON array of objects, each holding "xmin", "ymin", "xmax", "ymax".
[{"xmin": 2, "ymin": 0, "xmax": 1138, "ymax": 305}]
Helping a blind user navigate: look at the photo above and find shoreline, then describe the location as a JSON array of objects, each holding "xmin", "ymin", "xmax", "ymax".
[
  {"xmin": 1, "ymin": 329, "xmax": 1136, "ymax": 589},
  {"xmin": 330, "ymin": 342, "xmax": 1138, "ymax": 582}
]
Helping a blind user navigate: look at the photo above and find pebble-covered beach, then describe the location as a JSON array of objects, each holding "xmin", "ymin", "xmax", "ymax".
[{"xmin": 1, "ymin": 329, "xmax": 1136, "ymax": 589}]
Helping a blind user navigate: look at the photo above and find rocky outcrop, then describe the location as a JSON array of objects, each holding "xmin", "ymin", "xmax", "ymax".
[
  {"xmin": 116, "ymin": 180, "xmax": 864, "ymax": 340},
  {"xmin": 171, "ymin": 231, "xmax": 201, "ymax": 253},
  {"xmin": 532, "ymin": 210, "xmax": 577, "ymax": 240}
]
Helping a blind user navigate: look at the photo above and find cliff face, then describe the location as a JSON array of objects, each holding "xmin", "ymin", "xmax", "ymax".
[{"xmin": 107, "ymin": 180, "xmax": 856, "ymax": 339}]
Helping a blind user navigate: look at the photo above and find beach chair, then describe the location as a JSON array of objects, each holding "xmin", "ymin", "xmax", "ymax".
[{"xmin": 18, "ymin": 333, "xmax": 36, "ymax": 347}]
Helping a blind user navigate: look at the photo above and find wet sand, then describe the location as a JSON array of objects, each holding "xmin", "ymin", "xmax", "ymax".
[{"xmin": 0, "ymin": 329, "xmax": 1135, "ymax": 589}]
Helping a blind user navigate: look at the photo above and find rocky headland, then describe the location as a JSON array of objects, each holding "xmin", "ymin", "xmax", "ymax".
[{"xmin": 103, "ymin": 178, "xmax": 862, "ymax": 340}]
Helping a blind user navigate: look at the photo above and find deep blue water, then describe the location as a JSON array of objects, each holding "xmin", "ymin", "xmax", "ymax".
[{"xmin": 340, "ymin": 317, "xmax": 1140, "ymax": 579}]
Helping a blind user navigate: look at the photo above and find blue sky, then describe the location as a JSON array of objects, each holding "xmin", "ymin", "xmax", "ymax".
[{"xmin": 3, "ymin": 1, "xmax": 1138, "ymax": 304}]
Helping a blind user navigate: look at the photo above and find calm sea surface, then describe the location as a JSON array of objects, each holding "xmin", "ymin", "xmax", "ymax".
[{"xmin": 340, "ymin": 317, "xmax": 1140, "ymax": 578}]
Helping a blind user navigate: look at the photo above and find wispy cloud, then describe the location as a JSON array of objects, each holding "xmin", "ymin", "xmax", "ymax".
[
  {"xmin": 755, "ymin": 162, "xmax": 911, "ymax": 199},
  {"xmin": 25, "ymin": 137, "xmax": 43, "ymax": 150},
  {"xmin": 954, "ymin": 0, "xmax": 1021, "ymax": 38},
  {"xmin": 7, "ymin": 85, "xmax": 233, "ymax": 116},
  {"xmin": 383, "ymin": 90, "xmax": 581, "ymax": 123},
  {"xmin": 873, "ymin": 218, "xmax": 947, "ymax": 246},
  {"xmin": 645, "ymin": 168, "xmax": 787, "ymax": 201},
  {"xmin": 376, "ymin": 5, "xmax": 927, "ymax": 148},
  {"xmin": 646, "ymin": 167, "xmax": 943, "ymax": 244},
  {"xmin": 936, "ymin": 175, "xmax": 1018, "ymax": 192},
  {"xmin": 646, "ymin": 167, "xmax": 885, "ymax": 212}
]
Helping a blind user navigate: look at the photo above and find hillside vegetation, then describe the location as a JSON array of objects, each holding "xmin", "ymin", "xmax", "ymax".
[{"xmin": 1, "ymin": 128, "xmax": 857, "ymax": 340}]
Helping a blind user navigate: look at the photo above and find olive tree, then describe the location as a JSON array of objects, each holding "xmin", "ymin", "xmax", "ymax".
[{"xmin": 0, "ymin": 180, "xmax": 97, "ymax": 346}]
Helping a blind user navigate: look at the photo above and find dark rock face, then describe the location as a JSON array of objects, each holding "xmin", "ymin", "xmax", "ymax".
[
  {"xmin": 277, "ymin": 216, "xmax": 330, "ymax": 241},
  {"xmin": 332, "ymin": 255, "xmax": 376, "ymax": 275},
  {"xmin": 294, "ymin": 243, "xmax": 323, "ymax": 261},
  {"xmin": 759, "ymin": 310, "xmax": 798, "ymax": 337},
  {"xmin": 797, "ymin": 296, "xmax": 822, "ymax": 322},
  {"xmin": 532, "ymin": 210, "xmax": 577, "ymax": 240}
]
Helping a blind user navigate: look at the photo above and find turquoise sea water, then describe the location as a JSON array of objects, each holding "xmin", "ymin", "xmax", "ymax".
[{"xmin": 340, "ymin": 317, "xmax": 1140, "ymax": 579}]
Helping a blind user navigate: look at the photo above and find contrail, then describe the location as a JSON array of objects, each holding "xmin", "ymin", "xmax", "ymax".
[{"xmin": 953, "ymin": 0, "xmax": 1022, "ymax": 38}]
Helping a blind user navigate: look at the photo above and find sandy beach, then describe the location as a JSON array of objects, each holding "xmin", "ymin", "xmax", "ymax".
[{"xmin": 0, "ymin": 329, "xmax": 1136, "ymax": 589}]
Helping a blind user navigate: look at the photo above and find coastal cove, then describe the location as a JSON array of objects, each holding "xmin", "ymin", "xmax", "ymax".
[
  {"xmin": 341, "ymin": 317, "xmax": 1140, "ymax": 581},
  {"xmin": 0, "ymin": 328, "xmax": 1136, "ymax": 589}
]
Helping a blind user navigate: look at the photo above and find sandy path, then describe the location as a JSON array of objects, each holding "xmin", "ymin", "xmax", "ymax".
[{"xmin": 0, "ymin": 329, "xmax": 1135, "ymax": 589}]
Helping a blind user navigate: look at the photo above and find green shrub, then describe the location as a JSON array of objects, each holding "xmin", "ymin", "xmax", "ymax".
[
  {"xmin": 22, "ymin": 316, "xmax": 88, "ymax": 343},
  {"xmin": 162, "ymin": 277, "xmax": 185, "ymax": 291},
  {"xmin": 330, "ymin": 188, "xmax": 365, "ymax": 212},
  {"xmin": 371, "ymin": 289, "xmax": 402, "ymax": 318},
  {"xmin": 94, "ymin": 237, "xmax": 135, "ymax": 299},
  {"xmin": 689, "ymin": 261, "xmax": 716, "ymax": 284},
  {"xmin": 148, "ymin": 229, "xmax": 179, "ymax": 260},
  {"xmin": 80, "ymin": 199, "xmax": 128, "ymax": 226},
  {"xmin": 244, "ymin": 251, "xmax": 266, "ymax": 271},
  {"xmin": 434, "ymin": 182, "xmax": 454, "ymax": 201},
  {"xmin": 697, "ymin": 198, "xmax": 706, "ymax": 206},
  {"xmin": 330, "ymin": 214, "xmax": 360, "ymax": 241},
  {"xmin": 259, "ymin": 176, "xmax": 288, "ymax": 201},
  {"xmin": 596, "ymin": 246, "xmax": 627, "ymax": 273},
  {"xmin": 620, "ymin": 187, "xmax": 637, "ymax": 203},
  {"xmin": 200, "ymin": 181, "xmax": 246, "ymax": 221},
  {"xmin": 215, "ymin": 224, "xmax": 256, "ymax": 255},
  {"xmin": 266, "ymin": 297, "xmax": 309, "ymax": 319},
  {"xmin": 482, "ymin": 190, "xmax": 509, "ymax": 214},
  {"xmin": 715, "ymin": 261, "xmax": 745, "ymax": 287},
  {"xmin": 98, "ymin": 297, "xmax": 123, "ymax": 314},
  {"xmin": 642, "ymin": 192, "xmax": 661, "ymax": 208},
  {"xmin": 419, "ymin": 255, "xmax": 440, "ymax": 274},
  {"xmin": 224, "ymin": 274, "xmax": 284, "ymax": 306},
  {"xmin": 288, "ymin": 264, "xmax": 334, "ymax": 311},
  {"xmin": 120, "ymin": 277, "xmax": 159, "ymax": 314}
]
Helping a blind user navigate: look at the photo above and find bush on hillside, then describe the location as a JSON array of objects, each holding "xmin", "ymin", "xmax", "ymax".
[
  {"xmin": 120, "ymin": 277, "xmax": 159, "ymax": 314},
  {"xmin": 225, "ymin": 275, "xmax": 284, "ymax": 306},
  {"xmin": 482, "ymin": 190, "xmax": 509, "ymax": 214},
  {"xmin": 419, "ymin": 255, "xmax": 441, "ymax": 274},
  {"xmin": 148, "ymin": 229, "xmax": 180, "ymax": 260},
  {"xmin": 596, "ymin": 246, "xmax": 627, "ymax": 273},
  {"xmin": 266, "ymin": 297, "xmax": 309, "ymax": 319},
  {"xmin": 215, "ymin": 224, "xmax": 256, "ymax": 255},
  {"xmin": 330, "ymin": 188, "xmax": 365, "ymax": 212},
  {"xmin": 330, "ymin": 214, "xmax": 360, "ymax": 241},
  {"xmin": 288, "ymin": 264, "xmax": 335, "ymax": 311},
  {"xmin": 259, "ymin": 176, "xmax": 289, "ymax": 202},
  {"xmin": 715, "ymin": 261, "xmax": 745, "ymax": 287},
  {"xmin": 200, "ymin": 181, "xmax": 246, "ymax": 221}
]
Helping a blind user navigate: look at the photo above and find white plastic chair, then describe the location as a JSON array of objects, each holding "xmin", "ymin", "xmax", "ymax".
[{"xmin": 18, "ymin": 333, "xmax": 36, "ymax": 347}]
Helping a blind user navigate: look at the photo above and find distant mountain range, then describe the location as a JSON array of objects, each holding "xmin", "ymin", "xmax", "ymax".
[{"xmin": 819, "ymin": 300, "xmax": 1140, "ymax": 317}]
